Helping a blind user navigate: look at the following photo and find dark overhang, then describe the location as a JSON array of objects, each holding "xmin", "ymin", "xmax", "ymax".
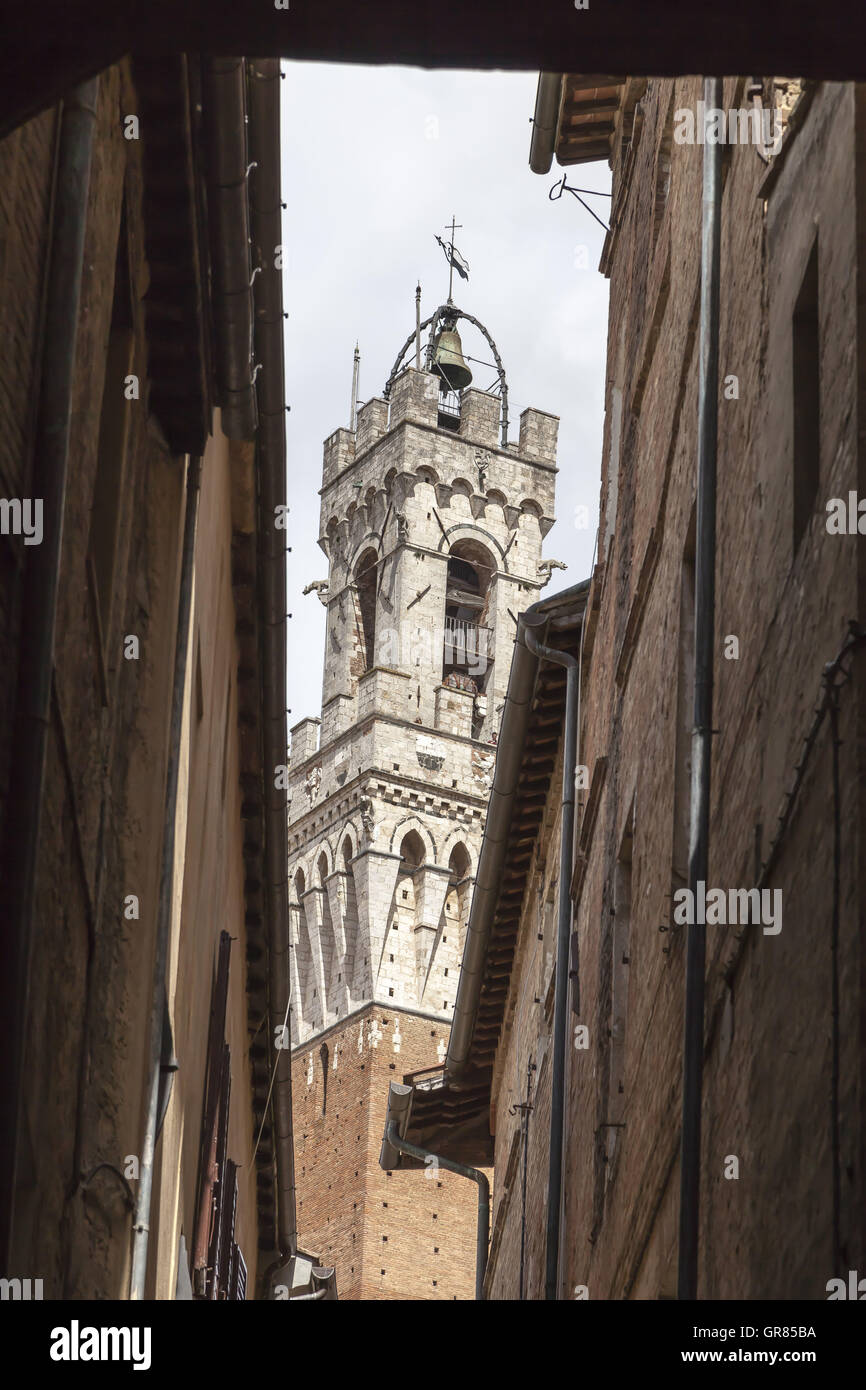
[
  {"xmin": 4, "ymin": 3, "xmax": 866, "ymax": 139},
  {"xmin": 133, "ymin": 56, "xmax": 210, "ymax": 455},
  {"xmin": 530, "ymin": 75, "xmax": 648, "ymax": 174}
]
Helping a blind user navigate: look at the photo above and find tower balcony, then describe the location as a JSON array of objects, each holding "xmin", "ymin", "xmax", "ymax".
[
  {"xmin": 437, "ymin": 388, "xmax": 461, "ymax": 432},
  {"xmin": 443, "ymin": 618, "xmax": 492, "ymax": 675}
]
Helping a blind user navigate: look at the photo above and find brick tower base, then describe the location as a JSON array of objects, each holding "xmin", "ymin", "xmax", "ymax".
[{"xmin": 293, "ymin": 1006, "xmax": 484, "ymax": 1300}]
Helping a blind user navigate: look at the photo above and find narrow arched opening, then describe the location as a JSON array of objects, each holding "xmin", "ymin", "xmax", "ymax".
[
  {"xmin": 320, "ymin": 1043, "xmax": 329, "ymax": 1115},
  {"xmin": 443, "ymin": 538, "xmax": 495, "ymax": 695},
  {"xmin": 354, "ymin": 547, "xmax": 378, "ymax": 672},
  {"xmin": 447, "ymin": 843, "xmax": 472, "ymax": 948}
]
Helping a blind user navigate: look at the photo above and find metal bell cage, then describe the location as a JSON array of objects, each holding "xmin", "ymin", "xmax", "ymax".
[{"xmin": 383, "ymin": 304, "xmax": 509, "ymax": 449}]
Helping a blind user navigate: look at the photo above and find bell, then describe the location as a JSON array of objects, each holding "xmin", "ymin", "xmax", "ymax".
[{"xmin": 431, "ymin": 327, "xmax": 472, "ymax": 393}]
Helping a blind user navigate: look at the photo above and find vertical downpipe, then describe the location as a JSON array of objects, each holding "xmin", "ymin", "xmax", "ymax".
[
  {"xmin": 677, "ymin": 75, "xmax": 723, "ymax": 1302},
  {"xmin": 524, "ymin": 627, "xmax": 578, "ymax": 1301}
]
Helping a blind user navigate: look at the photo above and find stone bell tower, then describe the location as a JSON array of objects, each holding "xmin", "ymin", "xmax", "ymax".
[{"xmin": 287, "ymin": 301, "xmax": 558, "ymax": 1300}]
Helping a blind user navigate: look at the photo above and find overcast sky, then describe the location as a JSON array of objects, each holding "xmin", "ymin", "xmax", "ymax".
[{"xmin": 280, "ymin": 62, "xmax": 611, "ymax": 728}]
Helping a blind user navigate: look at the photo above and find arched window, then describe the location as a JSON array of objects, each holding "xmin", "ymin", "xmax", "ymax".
[
  {"xmin": 293, "ymin": 868, "xmax": 320, "ymax": 1031},
  {"xmin": 317, "ymin": 850, "xmax": 342, "ymax": 1020},
  {"xmin": 340, "ymin": 835, "xmax": 359, "ymax": 1002},
  {"xmin": 443, "ymin": 538, "xmax": 495, "ymax": 690},
  {"xmin": 393, "ymin": 832, "xmax": 425, "ymax": 937},
  {"xmin": 354, "ymin": 548, "xmax": 378, "ymax": 672},
  {"xmin": 447, "ymin": 844, "xmax": 472, "ymax": 942},
  {"xmin": 448, "ymin": 842, "xmax": 470, "ymax": 880},
  {"xmin": 400, "ymin": 830, "xmax": 426, "ymax": 868}
]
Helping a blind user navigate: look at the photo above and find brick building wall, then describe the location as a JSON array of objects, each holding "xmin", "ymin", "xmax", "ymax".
[
  {"xmin": 293, "ymin": 1006, "xmax": 482, "ymax": 1300},
  {"xmin": 482, "ymin": 77, "xmax": 866, "ymax": 1300}
]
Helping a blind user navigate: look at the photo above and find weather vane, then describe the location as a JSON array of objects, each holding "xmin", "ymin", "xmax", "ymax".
[{"xmin": 435, "ymin": 215, "xmax": 470, "ymax": 303}]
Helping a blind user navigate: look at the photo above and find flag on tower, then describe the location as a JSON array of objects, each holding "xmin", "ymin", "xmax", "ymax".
[{"xmin": 435, "ymin": 234, "xmax": 470, "ymax": 281}]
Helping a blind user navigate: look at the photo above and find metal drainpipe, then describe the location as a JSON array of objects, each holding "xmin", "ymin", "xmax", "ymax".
[
  {"xmin": 554, "ymin": 550, "xmax": 593, "ymax": 1299},
  {"xmin": 529, "ymin": 73, "xmax": 563, "ymax": 175},
  {"xmin": 130, "ymin": 453, "xmax": 202, "ymax": 1300},
  {"xmin": 677, "ymin": 74, "xmax": 723, "ymax": 1303},
  {"xmin": 384, "ymin": 1121, "xmax": 490, "ymax": 1301},
  {"xmin": 0, "ymin": 78, "xmax": 99, "ymax": 1277},
  {"xmin": 524, "ymin": 627, "xmax": 578, "ymax": 1302}
]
